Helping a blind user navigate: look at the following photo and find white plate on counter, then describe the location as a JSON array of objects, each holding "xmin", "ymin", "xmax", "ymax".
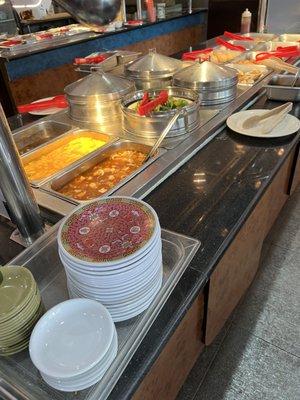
[
  {"xmin": 227, "ymin": 109, "xmax": 300, "ymax": 138},
  {"xmin": 28, "ymin": 97, "xmax": 66, "ymax": 116}
]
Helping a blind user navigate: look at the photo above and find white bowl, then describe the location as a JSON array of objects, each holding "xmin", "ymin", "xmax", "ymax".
[
  {"xmin": 29, "ymin": 299, "xmax": 115, "ymax": 379},
  {"xmin": 40, "ymin": 329, "xmax": 118, "ymax": 391}
]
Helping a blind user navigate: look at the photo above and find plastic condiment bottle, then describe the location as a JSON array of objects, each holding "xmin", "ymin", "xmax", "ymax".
[{"xmin": 241, "ymin": 8, "xmax": 252, "ymax": 34}]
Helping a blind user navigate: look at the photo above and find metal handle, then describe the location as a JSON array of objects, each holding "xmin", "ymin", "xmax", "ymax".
[{"xmin": 144, "ymin": 111, "xmax": 181, "ymax": 163}]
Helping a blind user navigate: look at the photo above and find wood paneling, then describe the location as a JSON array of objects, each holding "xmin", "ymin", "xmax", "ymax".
[
  {"xmin": 9, "ymin": 25, "xmax": 205, "ymax": 106},
  {"xmin": 205, "ymin": 150, "xmax": 295, "ymax": 345},
  {"xmin": 132, "ymin": 293, "xmax": 205, "ymax": 400},
  {"xmin": 289, "ymin": 144, "xmax": 300, "ymax": 195}
]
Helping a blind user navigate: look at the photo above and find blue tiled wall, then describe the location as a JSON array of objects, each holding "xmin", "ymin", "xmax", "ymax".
[{"xmin": 7, "ymin": 12, "xmax": 206, "ymax": 80}]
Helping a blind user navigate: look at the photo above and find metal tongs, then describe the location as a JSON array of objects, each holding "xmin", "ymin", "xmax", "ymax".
[
  {"xmin": 223, "ymin": 31, "xmax": 254, "ymax": 41},
  {"xmin": 74, "ymin": 55, "xmax": 107, "ymax": 65},
  {"xmin": 17, "ymin": 95, "xmax": 68, "ymax": 113},
  {"xmin": 137, "ymin": 90, "xmax": 169, "ymax": 116},
  {"xmin": 255, "ymin": 48, "xmax": 300, "ymax": 61},
  {"xmin": 181, "ymin": 48, "xmax": 213, "ymax": 61},
  {"xmin": 216, "ymin": 37, "xmax": 246, "ymax": 52}
]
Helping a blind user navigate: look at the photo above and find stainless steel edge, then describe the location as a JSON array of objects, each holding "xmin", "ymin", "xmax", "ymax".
[
  {"xmin": 113, "ymin": 78, "xmax": 272, "ymax": 199},
  {"xmin": 21, "ymin": 129, "xmax": 119, "ymax": 187},
  {"xmin": 33, "ymin": 72, "xmax": 273, "ymax": 216},
  {"xmin": 39, "ymin": 140, "xmax": 166, "ymax": 205}
]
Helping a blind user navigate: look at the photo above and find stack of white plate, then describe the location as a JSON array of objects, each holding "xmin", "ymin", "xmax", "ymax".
[
  {"xmin": 29, "ymin": 299, "xmax": 117, "ymax": 392},
  {"xmin": 57, "ymin": 196, "xmax": 163, "ymax": 322}
]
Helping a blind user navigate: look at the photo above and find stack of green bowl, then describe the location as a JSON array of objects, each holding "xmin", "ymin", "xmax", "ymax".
[{"xmin": 0, "ymin": 266, "xmax": 44, "ymax": 356}]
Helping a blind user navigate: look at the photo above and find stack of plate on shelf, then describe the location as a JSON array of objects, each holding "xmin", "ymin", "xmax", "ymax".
[
  {"xmin": 29, "ymin": 299, "xmax": 117, "ymax": 392},
  {"xmin": 0, "ymin": 266, "xmax": 44, "ymax": 356},
  {"xmin": 57, "ymin": 196, "xmax": 163, "ymax": 322}
]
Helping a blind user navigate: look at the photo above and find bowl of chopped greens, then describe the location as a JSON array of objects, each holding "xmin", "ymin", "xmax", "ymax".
[{"xmin": 121, "ymin": 87, "xmax": 200, "ymax": 139}]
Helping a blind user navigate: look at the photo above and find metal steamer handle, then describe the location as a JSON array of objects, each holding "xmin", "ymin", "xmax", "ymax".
[{"xmin": 144, "ymin": 110, "xmax": 181, "ymax": 163}]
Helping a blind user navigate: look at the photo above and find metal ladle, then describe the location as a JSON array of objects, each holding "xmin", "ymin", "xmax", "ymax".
[
  {"xmin": 144, "ymin": 110, "xmax": 181, "ymax": 163},
  {"xmin": 55, "ymin": 0, "xmax": 121, "ymax": 28}
]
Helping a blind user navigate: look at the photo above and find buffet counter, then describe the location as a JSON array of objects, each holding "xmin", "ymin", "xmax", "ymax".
[
  {"xmin": 0, "ymin": 33, "xmax": 299, "ymax": 400},
  {"xmin": 0, "ymin": 9, "xmax": 208, "ymax": 115}
]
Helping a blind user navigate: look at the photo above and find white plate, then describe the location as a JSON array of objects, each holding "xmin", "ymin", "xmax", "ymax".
[
  {"xmin": 41, "ymin": 331, "xmax": 118, "ymax": 392},
  {"xmin": 68, "ymin": 272, "xmax": 162, "ymax": 322},
  {"xmin": 59, "ymin": 235, "xmax": 161, "ymax": 275},
  {"xmin": 29, "ymin": 299, "xmax": 115, "ymax": 379},
  {"xmin": 41, "ymin": 329, "xmax": 118, "ymax": 388},
  {"xmin": 28, "ymin": 97, "xmax": 66, "ymax": 116},
  {"xmin": 66, "ymin": 257, "xmax": 162, "ymax": 295},
  {"xmin": 67, "ymin": 261, "xmax": 162, "ymax": 303},
  {"xmin": 62, "ymin": 248, "xmax": 162, "ymax": 285},
  {"xmin": 227, "ymin": 110, "xmax": 300, "ymax": 138}
]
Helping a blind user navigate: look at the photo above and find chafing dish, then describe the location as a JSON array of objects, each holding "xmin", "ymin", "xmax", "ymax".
[
  {"xmin": 116, "ymin": 50, "xmax": 142, "ymax": 65},
  {"xmin": 265, "ymin": 74, "xmax": 300, "ymax": 101},
  {"xmin": 241, "ymin": 33, "xmax": 277, "ymax": 41},
  {"xmin": 21, "ymin": 129, "xmax": 116, "ymax": 187},
  {"xmin": 121, "ymin": 87, "xmax": 200, "ymax": 139},
  {"xmin": 74, "ymin": 52, "xmax": 118, "ymax": 73},
  {"xmin": 228, "ymin": 40, "xmax": 259, "ymax": 50},
  {"xmin": 226, "ymin": 63, "xmax": 271, "ymax": 86},
  {"xmin": 254, "ymin": 41, "xmax": 300, "ymax": 52},
  {"xmin": 40, "ymin": 140, "xmax": 164, "ymax": 204},
  {"xmin": 125, "ymin": 49, "xmax": 184, "ymax": 90},
  {"xmin": 65, "ymin": 70, "xmax": 135, "ymax": 133},
  {"xmin": 12, "ymin": 120, "xmax": 73, "ymax": 155},
  {"xmin": 173, "ymin": 61, "xmax": 238, "ymax": 105},
  {"xmin": 275, "ymin": 34, "xmax": 300, "ymax": 42}
]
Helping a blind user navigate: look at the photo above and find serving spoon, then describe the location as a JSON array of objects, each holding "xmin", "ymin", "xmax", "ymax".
[
  {"xmin": 242, "ymin": 102, "xmax": 293, "ymax": 134},
  {"xmin": 144, "ymin": 110, "xmax": 181, "ymax": 163}
]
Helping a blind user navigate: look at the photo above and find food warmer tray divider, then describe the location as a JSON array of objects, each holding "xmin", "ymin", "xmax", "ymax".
[
  {"xmin": 21, "ymin": 129, "xmax": 119, "ymax": 188},
  {"xmin": 40, "ymin": 140, "xmax": 166, "ymax": 205},
  {"xmin": 0, "ymin": 224, "xmax": 200, "ymax": 400}
]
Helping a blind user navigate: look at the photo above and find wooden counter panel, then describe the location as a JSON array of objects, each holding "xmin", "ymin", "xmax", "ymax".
[
  {"xmin": 9, "ymin": 25, "xmax": 205, "ymax": 106},
  {"xmin": 205, "ymin": 150, "xmax": 295, "ymax": 345},
  {"xmin": 289, "ymin": 143, "xmax": 300, "ymax": 195},
  {"xmin": 132, "ymin": 293, "xmax": 204, "ymax": 400}
]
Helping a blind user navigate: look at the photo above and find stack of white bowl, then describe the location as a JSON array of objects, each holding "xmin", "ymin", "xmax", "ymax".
[
  {"xmin": 29, "ymin": 299, "xmax": 117, "ymax": 392},
  {"xmin": 58, "ymin": 196, "xmax": 163, "ymax": 322}
]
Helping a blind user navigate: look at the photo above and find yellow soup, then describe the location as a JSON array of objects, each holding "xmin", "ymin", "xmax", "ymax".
[{"xmin": 24, "ymin": 136, "xmax": 106, "ymax": 181}]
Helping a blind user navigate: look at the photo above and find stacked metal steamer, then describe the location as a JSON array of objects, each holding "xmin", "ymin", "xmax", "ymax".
[
  {"xmin": 121, "ymin": 49, "xmax": 201, "ymax": 138},
  {"xmin": 64, "ymin": 70, "xmax": 135, "ymax": 134},
  {"xmin": 173, "ymin": 61, "xmax": 238, "ymax": 106}
]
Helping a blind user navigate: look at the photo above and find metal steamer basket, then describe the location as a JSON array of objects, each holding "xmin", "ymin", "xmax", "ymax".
[
  {"xmin": 64, "ymin": 70, "xmax": 136, "ymax": 133},
  {"xmin": 125, "ymin": 49, "xmax": 184, "ymax": 90},
  {"xmin": 173, "ymin": 61, "xmax": 238, "ymax": 106},
  {"xmin": 121, "ymin": 87, "xmax": 200, "ymax": 139}
]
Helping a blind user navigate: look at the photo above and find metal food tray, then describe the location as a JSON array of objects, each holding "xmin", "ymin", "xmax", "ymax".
[
  {"xmin": 40, "ymin": 140, "xmax": 165, "ymax": 205},
  {"xmin": 0, "ymin": 224, "xmax": 200, "ymax": 400},
  {"xmin": 275, "ymin": 34, "xmax": 300, "ymax": 42},
  {"xmin": 75, "ymin": 52, "xmax": 118, "ymax": 73},
  {"xmin": 228, "ymin": 40, "xmax": 259, "ymax": 50},
  {"xmin": 260, "ymin": 41, "xmax": 300, "ymax": 51},
  {"xmin": 265, "ymin": 74, "xmax": 300, "ymax": 101},
  {"xmin": 226, "ymin": 63, "xmax": 271, "ymax": 86},
  {"xmin": 12, "ymin": 120, "xmax": 74, "ymax": 155},
  {"xmin": 241, "ymin": 32, "xmax": 277, "ymax": 41},
  {"xmin": 21, "ymin": 129, "xmax": 117, "ymax": 188}
]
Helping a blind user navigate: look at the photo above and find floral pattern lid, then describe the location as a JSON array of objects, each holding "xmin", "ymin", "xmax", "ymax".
[{"xmin": 59, "ymin": 197, "xmax": 157, "ymax": 263}]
